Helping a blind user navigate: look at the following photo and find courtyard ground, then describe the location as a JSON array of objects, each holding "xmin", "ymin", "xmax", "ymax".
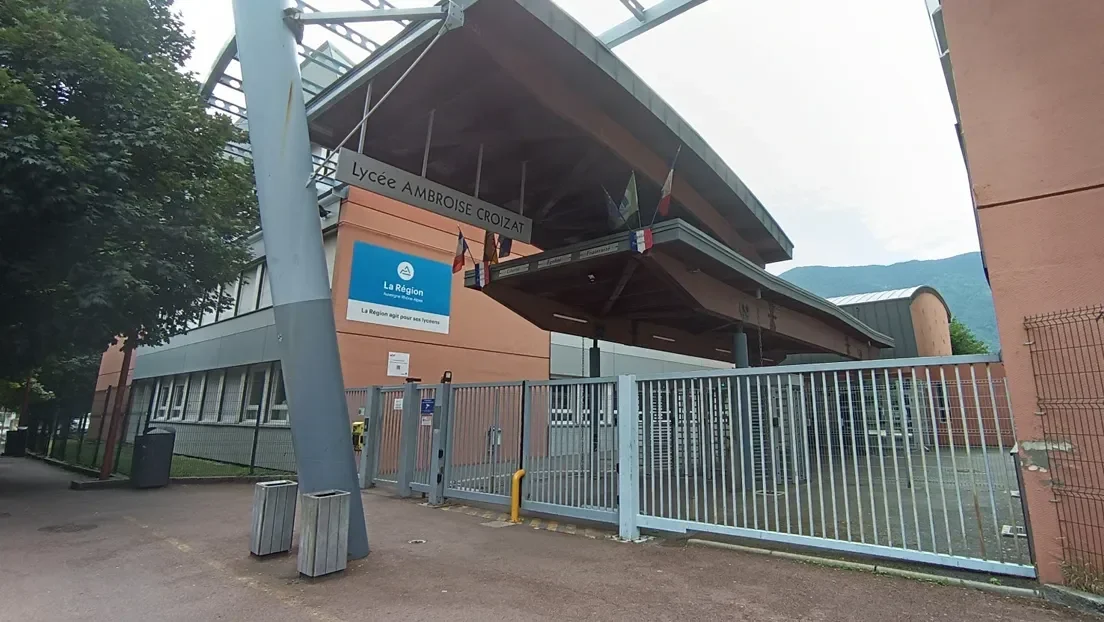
[{"xmin": 0, "ymin": 456, "xmax": 1090, "ymax": 621}]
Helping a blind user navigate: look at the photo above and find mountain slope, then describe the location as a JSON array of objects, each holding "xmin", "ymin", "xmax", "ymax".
[{"xmin": 779, "ymin": 252, "xmax": 1000, "ymax": 350}]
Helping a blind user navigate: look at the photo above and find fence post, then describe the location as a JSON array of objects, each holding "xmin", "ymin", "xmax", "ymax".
[
  {"xmin": 427, "ymin": 382, "xmax": 452, "ymax": 504},
  {"xmin": 90, "ymin": 386, "xmax": 112, "ymax": 468},
  {"xmin": 617, "ymin": 374, "xmax": 640, "ymax": 541},
  {"xmin": 359, "ymin": 387, "xmax": 381, "ymax": 489},
  {"xmin": 396, "ymin": 381, "xmax": 419, "ymax": 498},
  {"xmin": 248, "ymin": 401, "xmax": 264, "ymax": 475},
  {"xmin": 113, "ymin": 386, "xmax": 136, "ymax": 474},
  {"xmin": 520, "ymin": 380, "xmax": 531, "ymax": 474}
]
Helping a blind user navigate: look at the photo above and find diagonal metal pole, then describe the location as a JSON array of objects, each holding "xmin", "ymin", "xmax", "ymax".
[{"xmin": 232, "ymin": 0, "xmax": 369, "ymax": 559}]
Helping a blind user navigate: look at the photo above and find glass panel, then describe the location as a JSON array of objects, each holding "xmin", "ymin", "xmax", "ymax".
[
  {"xmin": 243, "ymin": 367, "xmax": 269, "ymax": 421},
  {"xmin": 257, "ymin": 263, "xmax": 272, "ymax": 309},
  {"xmin": 220, "ymin": 368, "xmax": 247, "ymax": 422},
  {"xmin": 215, "ymin": 277, "xmax": 240, "ymax": 322},
  {"xmin": 237, "ymin": 265, "xmax": 260, "ymax": 315},
  {"xmin": 169, "ymin": 374, "xmax": 188, "ymax": 419},
  {"xmin": 200, "ymin": 371, "xmax": 223, "ymax": 421},
  {"xmin": 266, "ymin": 363, "xmax": 289, "ymax": 423},
  {"xmin": 199, "ymin": 290, "xmax": 218, "ymax": 326},
  {"xmin": 155, "ymin": 378, "xmax": 171, "ymax": 420},
  {"xmin": 184, "ymin": 372, "xmax": 205, "ymax": 420}
]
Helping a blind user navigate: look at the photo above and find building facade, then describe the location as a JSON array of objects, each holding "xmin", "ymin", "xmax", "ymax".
[{"xmin": 940, "ymin": 0, "xmax": 1104, "ymax": 586}]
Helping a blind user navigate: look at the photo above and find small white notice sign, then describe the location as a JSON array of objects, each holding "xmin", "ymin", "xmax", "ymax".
[
  {"xmin": 387, "ymin": 351, "xmax": 410, "ymax": 377},
  {"xmin": 393, "ymin": 397, "xmax": 404, "ymax": 410}
]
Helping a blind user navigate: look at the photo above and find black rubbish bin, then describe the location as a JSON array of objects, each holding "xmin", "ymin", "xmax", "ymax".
[
  {"xmin": 2, "ymin": 427, "xmax": 28, "ymax": 457},
  {"xmin": 131, "ymin": 428, "xmax": 175, "ymax": 489}
]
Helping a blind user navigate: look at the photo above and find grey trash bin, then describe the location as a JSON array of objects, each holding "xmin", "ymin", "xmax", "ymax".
[
  {"xmin": 251, "ymin": 480, "xmax": 298, "ymax": 556},
  {"xmin": 2, "ymin": 427, "xmax": 28, "ymax": 457},
  {"xmin": 131, "ymin": 428, "xmax": 175, "ymax": 488},
  {"xmin": 298, "ymin": 490, "xmax": 350, "ymax": 577}
]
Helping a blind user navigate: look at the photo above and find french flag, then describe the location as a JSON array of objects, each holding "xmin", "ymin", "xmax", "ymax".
[
  {"xmin": 473, "ymin": 261, "xmax": 491, "ymax": 290},
  {"xmin": 452, "ymin": 230, "xmax": 468, "ymax": 274},
  {"xmin": 656, "ymin": 145, "xmax": 681, "ymax": 218},
  {"xmin": 630, "ymin": 228, "xmax": 653, "ymax": 254}
]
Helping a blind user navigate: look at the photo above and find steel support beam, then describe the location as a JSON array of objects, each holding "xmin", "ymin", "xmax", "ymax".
[
  {"xmin": 305, "ymin": 1, "xmax": 471, "ymax": 122},
  {"xmin": 600, "ymin": 0, "xmax": 710, "ymax": 48},
  {"xmin": 232, "ymin": 0, "xmax": 369, "ymax": 559},
  {"xmin": 291, "ymin": 6, "xmax": 447, "ymax": 25}
]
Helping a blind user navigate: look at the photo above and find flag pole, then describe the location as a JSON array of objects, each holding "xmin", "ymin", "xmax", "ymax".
[{"xmin": 649, "ymin": 145, "xmax": 681, "ymax": 226}]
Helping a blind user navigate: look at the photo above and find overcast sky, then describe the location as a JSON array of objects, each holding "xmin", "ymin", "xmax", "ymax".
[{"xmin": 176, "ymin": 0, "xmax": 976, "ymax": 274}]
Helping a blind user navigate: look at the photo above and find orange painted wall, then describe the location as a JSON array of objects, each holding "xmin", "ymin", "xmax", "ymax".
[
  {"xmin": 944, "ymin": 0, "xmax": 1104, "ymax": 584},
  {"xmin": 910, "ymin": 293, "xmax": 951, "ymax": 358},
  {"xmin": 94, "ymin": 340, "xmax": 133, "ymax": 392},
  {"xmin": 333, "ymin": 187, "xmax": 550, "ymax": 390}
]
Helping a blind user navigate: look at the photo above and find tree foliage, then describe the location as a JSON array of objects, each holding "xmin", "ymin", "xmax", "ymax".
[
  {"xmin": 0, "ymin": 0, "xmax": 256, "ymax": 379},
  {"xmin": 950, "ymin": 316, "xmax": 989, "ymax": 355}
]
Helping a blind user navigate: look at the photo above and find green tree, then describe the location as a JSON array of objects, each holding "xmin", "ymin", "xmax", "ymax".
[
  {"xmin": 0, "ymin": 0, "xmax": 256, "ymax": 380},
  {"xmin": 950, "ymin": 316, "xmax": 990, "ymax": 355}
]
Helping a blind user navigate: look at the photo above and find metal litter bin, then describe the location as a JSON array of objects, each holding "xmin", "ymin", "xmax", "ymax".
[
  {"xmin": 297, "ymin": 489, "xmax": 350, "ymax": 577},
  {"xmin": 251, "ymin": 480, "xmax": 298, "ymax": 556},
  {"xmin": 2, "ymin": 427, "xmax": 28, "ymax": 457},
  {"xmin": 131, "ymin": 428, "xmax": 175, "ymax": 488}
]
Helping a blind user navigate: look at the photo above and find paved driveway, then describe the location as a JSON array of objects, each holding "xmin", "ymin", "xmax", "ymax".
[{"xmin": 0, "ymin": 457, "xmax": 1089, "ymax": 621}]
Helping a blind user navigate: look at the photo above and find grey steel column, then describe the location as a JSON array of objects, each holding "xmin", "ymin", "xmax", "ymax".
[
  {"xmin": 733, "ymin": 325, "xmax": 749, "ymax": 369},
  {"xmin": 396, "ymin": 382, "xmax": 419, "ymax": 498},
  {"xmin": 232, "ymin": 0, "xmax": 368, "ymax": 558},
  {"xmin": 733, "ymin": 325, "xmax": 753, "ymax": 489},
  {"xmin": 589, "ymin": 338, "xmax": 601, "ymax": 378},
  {"xmin": 359, "ymin": 386, "xmax": 382, "ymax": 488}
]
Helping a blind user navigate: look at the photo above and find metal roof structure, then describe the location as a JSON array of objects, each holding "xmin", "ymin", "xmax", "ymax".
[
  {"xmin": 828, "ymin": 286, "xmax": 949, "ymax": 309},
  {"xmin": 465, "ymin": 219, "xmax": 892, "ymax": 363},
  {"xmin": 199, "ymin": 0, "xmax": 793, "ymax": 263}
]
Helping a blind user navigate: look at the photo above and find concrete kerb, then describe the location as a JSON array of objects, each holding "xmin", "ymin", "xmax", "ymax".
[
  {"xmin": 1040, "ymin": 585, "xmax": 1104, "ymax": 617},
  {"xmin": 687, "ymin": 539, "xmax": 1042, "ymax": 601},
  {"xmin": 70, "ymin": 475, "xmax": 298, "ymax": 491}
]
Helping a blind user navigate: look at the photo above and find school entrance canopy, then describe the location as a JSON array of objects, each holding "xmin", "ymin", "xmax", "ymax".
[
  {"xmin": 291, "ymin": 0, "xmax": 891, "ymax": 362},
  {"xmin": 463, "ymin": 220, "xmax": 892, "ymax": 364}
]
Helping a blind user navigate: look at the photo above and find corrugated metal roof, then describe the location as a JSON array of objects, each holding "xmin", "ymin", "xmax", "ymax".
[{"xmin": 827, "ymin": 287, "xmax": 928, "ymax": 306}]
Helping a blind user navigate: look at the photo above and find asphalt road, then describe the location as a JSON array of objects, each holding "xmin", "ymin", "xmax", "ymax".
[{"xmin": 0, "ymin": 456, "xmax": 1089, "ymax": 621}]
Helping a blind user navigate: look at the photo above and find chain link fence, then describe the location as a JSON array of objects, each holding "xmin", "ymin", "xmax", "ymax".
[{"xmin": 1026, "ymin": 304, "xmax": 1104, "ymax": 591}]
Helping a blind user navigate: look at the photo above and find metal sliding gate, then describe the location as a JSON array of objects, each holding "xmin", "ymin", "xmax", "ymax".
[
  {"xmin": 635, "ymin": 355, "xmax": 1034, "ymax": 578},
  {"xmin": 352, "ymin": 354, "xmax": 1034, "ymax": 577}
]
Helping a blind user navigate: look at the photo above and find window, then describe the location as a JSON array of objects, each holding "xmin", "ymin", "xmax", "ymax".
[
  {"xmin": 266, "ymin": 363, "xmax": 288, "ymax": 423},
  {"xmin": 220, "ymin": 367, "xmax": 247, "ymax": 422},
  {"xmin": 183, "ymin": 372, "xmax": 205, "ymax": 420},
  {"xmin": 200, "ymin": 371, "xmax": 224, "ymax": 421},
  {"xmin": 243, "ymin": 366, "xmax": 270, "ymax": 421},
  {"xmin": 169, "ymin": 374, "xmax": 188, "ymax": 419},
  {"xmin": 154, "ymin": 378, "xmax": 172, "ymax": 420},
  {"xmin": 199, "ymin": 290, "xmax": 219, "ymax": 326},
  {"xmin": 237, "ymin": 264, "xmax": 261, "ymax": 315},
  {"xmin": 215, "ymin": 277, "xmax": 240, "ymax": 322},
  {"xmin": 257, "ymin": 263, "xmax": 272, "ymax": 309}
]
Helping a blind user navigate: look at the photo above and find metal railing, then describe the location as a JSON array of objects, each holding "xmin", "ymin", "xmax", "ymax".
[
  {"xmin": 353, "ymin": 354, "xmax": 1034, "ymax": 577},
  {"xmin": 523, "ymin": 378, "xmax": 619, "ymax": 523},
  {"xmin": 445, "ymin": 382, "xmax": 523, "ymax": 503},
  {"xmin": 634, "ymin": 355, "xmax": 1031, "ymax": 577}
]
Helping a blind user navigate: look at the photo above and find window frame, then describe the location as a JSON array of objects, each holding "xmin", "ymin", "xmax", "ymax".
[
  {"xmin": 168, "ymin": 374, "xmax": 189, "ymax": 420},
  {"xmin": 241, "ymin": 365, "xmax": 270, "ymax": 423},
  {"xmin": 264, "ymin": 362, "xmax": 289, "ymax": 424},
  {"xmin": 154, "ymin": 378, "xmax": 172, "ymax": 421}
]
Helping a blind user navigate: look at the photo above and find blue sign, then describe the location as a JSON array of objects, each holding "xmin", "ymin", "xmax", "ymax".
[
  {"xmin": 346, "ymin": 242, "xmax": 452, "ymax": 334},
  {"xmin": 420, "ymin": 398, "xmax": 435, "ymax": 414}
]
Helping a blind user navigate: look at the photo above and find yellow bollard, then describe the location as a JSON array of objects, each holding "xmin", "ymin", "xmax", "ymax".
[{"xmin": 510, "ymin": 469, "xmax": 526, "ymax": 523}]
